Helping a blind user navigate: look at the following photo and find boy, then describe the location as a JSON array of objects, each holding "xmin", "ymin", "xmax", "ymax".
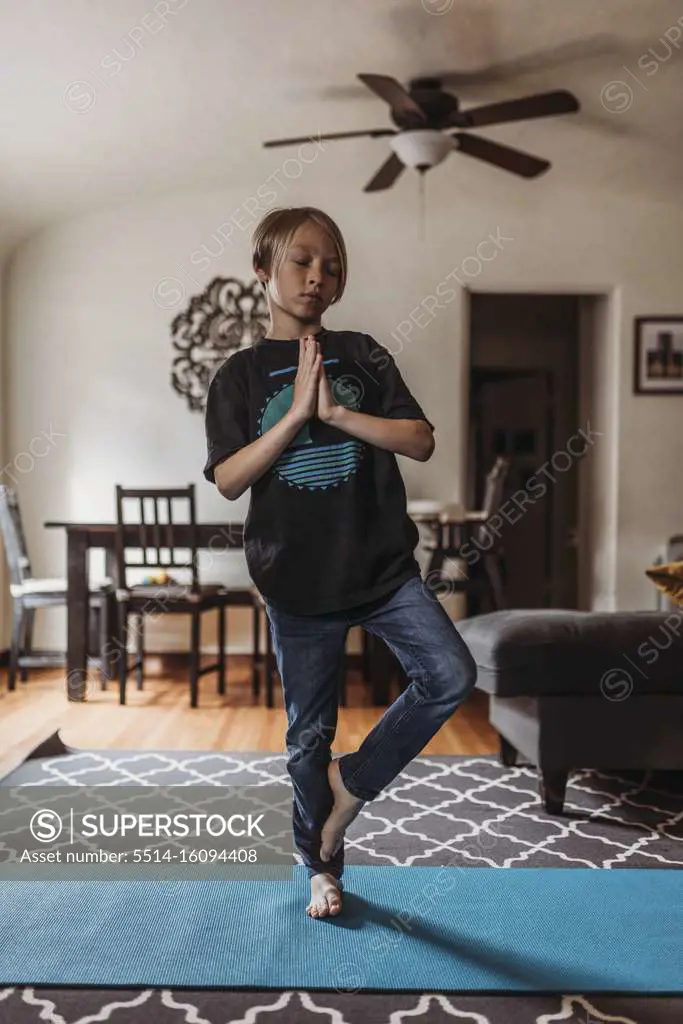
[{"xmin": 204, "ymin": 206, "xmax": 477, "ymax": 918}]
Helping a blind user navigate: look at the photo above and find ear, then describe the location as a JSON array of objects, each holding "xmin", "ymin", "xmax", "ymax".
[{"xmin": 254, "ymin": 266, "xmax": 269, "ymax": 287}]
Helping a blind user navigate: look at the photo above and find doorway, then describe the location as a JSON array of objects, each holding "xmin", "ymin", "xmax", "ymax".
[{"xmin": 468, "ymin": 293, "xmax": 580, "ymax": 609}]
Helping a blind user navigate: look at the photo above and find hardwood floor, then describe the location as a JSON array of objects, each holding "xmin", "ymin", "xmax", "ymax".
[{"xmin": 0, "ymin": 654, "xmax": 499, "ymax": 775}]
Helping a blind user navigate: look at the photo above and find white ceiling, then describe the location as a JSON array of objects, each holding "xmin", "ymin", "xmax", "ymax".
[{"xmin": 1, "ymin": 0, "xmax": 682, "ymax": 254}]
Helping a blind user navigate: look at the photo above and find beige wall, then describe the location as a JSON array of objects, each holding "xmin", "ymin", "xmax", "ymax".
[{"xmin": 2, "ymin": 175, "xmax": 683, "ymax": 652}]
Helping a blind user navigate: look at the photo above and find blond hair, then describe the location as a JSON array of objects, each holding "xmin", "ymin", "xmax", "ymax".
[{"xmin": 251, "ymin": 206, "xmax": 347, "ymax": 304}]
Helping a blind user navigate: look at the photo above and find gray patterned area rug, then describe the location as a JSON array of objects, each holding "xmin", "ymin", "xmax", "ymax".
[{"xmin": 0, "ymin": 737, "xmax": 681, "ymax": 1024}]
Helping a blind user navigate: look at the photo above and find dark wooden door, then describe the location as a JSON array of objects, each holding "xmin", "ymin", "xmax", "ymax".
[
  {"xmin": 469, "ymin": 294, "xmax": 580, "ymax": 610},
  {"xmin": 479, "ymin": 373, "xmax": 553, "ymax": 607},
  {"xmin": 472, "ymin": 369, "xmax": 578, "ymax": 608}
]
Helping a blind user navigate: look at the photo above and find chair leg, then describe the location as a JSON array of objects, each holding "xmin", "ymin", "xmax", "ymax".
[
  {"xmin": 9, "ymin": 601, "xmax": 25, "ymax": 692},
  {"xmin": 251, "ymin": 605, "xmax": 261, "ymax": 699},
  {"xmin": 19, "ymin": 608, "xmax": 35, "ymax": 682},
  {"xmin": 98, "ymin": 597, "xmax": 109, "ymax": 690},
  {"xmin": 135, "ymin": 613, "xmax": 144, "ymax": 690},
  {"xmin": 118, "ymin": 601, "xmax": 129, "ymax": 705},
  {"xmin": 265, "ymin": 612, "xmax": 274, "ymax": 709},
  {"xmin": 483, "ymin": 553, "xmax": 506, "ymax": 611},
  {"xmin": 217, "ymin": 606, "xmax": 226, "ymax": 695},
  {"xmin": 190, "ymin": 610, "xmax": 200, "ymax": 708}
]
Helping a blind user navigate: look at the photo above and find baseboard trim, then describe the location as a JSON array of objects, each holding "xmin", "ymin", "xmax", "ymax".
[{"xmin": 0, "ymin": 648, "xmax": 364, "ymax": 669}]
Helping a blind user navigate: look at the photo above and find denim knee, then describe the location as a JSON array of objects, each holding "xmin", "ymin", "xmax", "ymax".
[
  {"xmin": 285, "ymin": 730, "xmax": 330, "ymax": 771},
  {"xmin": 420, "ymin": 646, "xmax": 477, "ymax": 707}
]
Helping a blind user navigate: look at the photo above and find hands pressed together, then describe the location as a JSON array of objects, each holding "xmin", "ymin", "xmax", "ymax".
[{"xmin": 290, "ymin": 334, "xmax": 339, "ymax": 426}]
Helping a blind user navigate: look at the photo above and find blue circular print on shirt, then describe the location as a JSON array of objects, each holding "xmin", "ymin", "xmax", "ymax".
[{"xmin": 258, "ymin": 373, "xmax": 366, "ymax": 491}]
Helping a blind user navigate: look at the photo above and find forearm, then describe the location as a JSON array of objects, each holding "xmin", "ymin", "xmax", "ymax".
[
  {"xmin": 325, "ymin": 406, "xmax": 434, "ymax": 461},
  {"xmin": 214, "ymin": 411, "xmax": 308, "ymax": 499}
]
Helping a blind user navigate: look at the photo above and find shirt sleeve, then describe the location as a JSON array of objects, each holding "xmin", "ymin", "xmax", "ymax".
[
  {"xmin": 203, "ymin": 354, "xmax": 250, "ymax": 484},
  {"xmin": 365, "ymin": 335, "xmax": 435, "ymax": 432}
]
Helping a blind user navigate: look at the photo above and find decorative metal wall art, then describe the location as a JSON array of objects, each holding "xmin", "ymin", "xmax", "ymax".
[{"xmin": 171, "ymin": 276, "xmax": 269, "ymax": 412}]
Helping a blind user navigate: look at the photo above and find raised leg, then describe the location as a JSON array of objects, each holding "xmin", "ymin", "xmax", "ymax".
[{"xmin": 338, "ymin": 575, "xmax": 477, "ymax": 802}]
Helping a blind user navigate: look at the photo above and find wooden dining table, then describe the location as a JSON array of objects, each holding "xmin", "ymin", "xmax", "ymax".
[
  {"xmin": 44, "ymin": 521, "xmax": 244, "ymax": 701},
  {"xmin": 43, "ymin": 519, "xmax": 399, "ymax": 705}
]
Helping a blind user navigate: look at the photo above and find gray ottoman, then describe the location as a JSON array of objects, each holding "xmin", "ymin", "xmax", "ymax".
[{"xmin": 456, "ymin": 609, "xmax": 683, "ymax": 814}]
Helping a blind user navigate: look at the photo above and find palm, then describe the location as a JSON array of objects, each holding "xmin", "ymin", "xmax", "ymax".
[{"xmin": 317, "ymin": 363, "xmax": 336, "ymax": 419}]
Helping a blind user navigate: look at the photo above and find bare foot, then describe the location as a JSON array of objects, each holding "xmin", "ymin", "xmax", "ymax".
[
  {"xmin": 307, "ymin": 872, "xmax": 343, "ymax": 918},
  {"xmin": 320, "ymin": 757, "xmax": 365, "ymax": 862}
]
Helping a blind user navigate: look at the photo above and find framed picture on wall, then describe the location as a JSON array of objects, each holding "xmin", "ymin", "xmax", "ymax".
[{"xmin": 634, "ymin": 316, "xmax": 683, "ymax": 394}]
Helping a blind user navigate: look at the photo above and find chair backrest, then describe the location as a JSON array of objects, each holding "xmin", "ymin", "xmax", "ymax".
[
  {"xmin": 434, "ymin": 456, "xmax": 511, "ymax": 560},
  {"xmin": 0, "ymin": 485, "xmax": 33, "ymax": 586},
  {"xmin": 481, "ymin": 456, "xmax": 510, "ymax": 518},
  {"xmin": 115, "ymin": 484, "xmax": 199, "ymax": 592},
  {"xmin": 470, "ymin": 455, "xmax": 510, "ymax": 548}
]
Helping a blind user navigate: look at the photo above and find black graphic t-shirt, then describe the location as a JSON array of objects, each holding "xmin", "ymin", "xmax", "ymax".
[{"xmin": 203, "ymin": 328, "xmax": 435, "ymax": 615}]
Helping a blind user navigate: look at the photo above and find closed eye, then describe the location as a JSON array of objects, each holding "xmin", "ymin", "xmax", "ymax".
[{"xmin": 293, "ymin": 257, "xmax": 339, "ymax": 276}]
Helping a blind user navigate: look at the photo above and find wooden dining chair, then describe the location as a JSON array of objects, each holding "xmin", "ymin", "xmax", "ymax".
[
  {"xmin": 0, "ymin": 484, "xmax": 114, "ymax": 692},
  {"xmin": 114, "ymin": 483, "xmax": 265, "ymax": 708},
  {"xmin": 423, "ymin": 456, "xmax": 511, "ymax": 615}
]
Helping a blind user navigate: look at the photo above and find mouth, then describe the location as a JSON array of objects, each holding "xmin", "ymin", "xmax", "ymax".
[{"xmin": 300, "ymin": 293, "xmax": 323, "ymax": 304}]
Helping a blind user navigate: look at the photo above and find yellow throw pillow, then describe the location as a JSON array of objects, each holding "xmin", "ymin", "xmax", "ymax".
[{"xmin": 645, "ymin": 560, "xmax": 683, "ymax": 607}]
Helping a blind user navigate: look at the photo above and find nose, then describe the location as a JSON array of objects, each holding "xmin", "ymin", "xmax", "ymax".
[{"xmin": 307, "ymin": 262, "xmax": 323, "ymax": 289}]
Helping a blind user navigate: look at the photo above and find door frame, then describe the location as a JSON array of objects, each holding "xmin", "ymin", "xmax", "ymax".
[{"xmin": 462, "ymin": 286, "xmax": 619, "ymax": 611}]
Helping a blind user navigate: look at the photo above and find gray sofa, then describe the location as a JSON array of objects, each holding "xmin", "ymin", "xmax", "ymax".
[{"xmin": 456, "ymin": 609, "xmax": 683, "ymax": 814}]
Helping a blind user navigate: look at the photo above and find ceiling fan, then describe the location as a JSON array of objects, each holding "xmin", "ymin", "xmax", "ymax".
[{"xmin": 263, "ymin": 74, "xmax": 580, "ymax": 192}]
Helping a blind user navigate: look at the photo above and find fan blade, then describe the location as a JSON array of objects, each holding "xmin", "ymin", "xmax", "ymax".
[
  {"xmin": 453, "ymin": 132, "xmax": 550, "ymax": 178},
  {"xmin": 452, "ymin": 90, "xmax": 579, "ymax": 129},
  {"xmin": 264, "ymin": 128, "xmax": 395, "ymax": 148},
  {"xmin": 357, "ymin": 73, "xmax": 427, "ymax": 122},
  {"xmin": 363, "ymin": 152, "xmax": 406, "ymax": 193},
  {"xmin": 433, "ymin": 34, "xmax": 621, "ymax": 88}
]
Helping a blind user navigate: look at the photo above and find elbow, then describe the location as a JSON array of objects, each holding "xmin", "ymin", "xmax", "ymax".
[
  {"xmin": 218, "ymin": 485, "xmax": 238, "ymax": 501},
  {"xmin": 415, "ymin": 424, "xmax": 436, "ymax": 462},
  {"xmin": 218, "ymin": 481, "xmax": 244, "ymax": 501},
  {"xmin": 214, "ymin": 461, "xmax": 242, "ymax": 500}
]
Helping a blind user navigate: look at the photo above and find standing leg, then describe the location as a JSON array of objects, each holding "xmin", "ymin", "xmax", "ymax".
[
  {"xmin": 337, "ymin": 574, "xmax": 477, "ymax": 802},
  {"xmin": 264, "ymin": 601, "xmax": 348, "ymax": 883}
]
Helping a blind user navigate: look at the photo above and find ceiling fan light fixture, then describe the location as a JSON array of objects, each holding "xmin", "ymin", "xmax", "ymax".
[{"xmin": 389, "ymin": 129, "xmax": 454, "ymax": 169}]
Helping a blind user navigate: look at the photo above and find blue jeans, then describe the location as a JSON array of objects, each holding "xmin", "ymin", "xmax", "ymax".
[{"xmin": 264, "ymin": 573, "xmax": 478, "ymax": 883}]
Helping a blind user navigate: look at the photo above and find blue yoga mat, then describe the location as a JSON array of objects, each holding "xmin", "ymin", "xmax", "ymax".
[{"xmin": 0, "ymin": 866, "xmax": 681, "ymax": 992}]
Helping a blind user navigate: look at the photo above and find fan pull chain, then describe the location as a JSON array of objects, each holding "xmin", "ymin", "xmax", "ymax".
[{"xmin": 418, "ymin": 169, "xmax": 426, "ymax": 244}]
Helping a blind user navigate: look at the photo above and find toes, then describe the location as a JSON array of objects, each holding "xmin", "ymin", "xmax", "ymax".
[{"xmin": 328, "ymin": 897, "xmax": 342, "ymax": 916}]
